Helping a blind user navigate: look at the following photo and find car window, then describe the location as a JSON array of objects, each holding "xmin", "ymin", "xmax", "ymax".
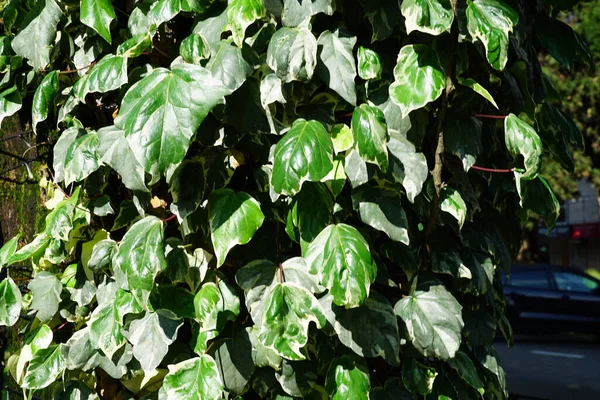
[
  {"xmin": 554, "ymin": 272, "xmax": 599, "ymax": 293},
  {"xmin": 509, "ymin": 270, "xmax": 550, "ymax": 289}
]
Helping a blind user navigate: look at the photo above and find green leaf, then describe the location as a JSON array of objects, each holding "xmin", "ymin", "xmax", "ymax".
[
  {"xmin": 352, "ymin": 187, "xmax": 409, "ymax": 244},
  {"xmin": 276, "ymin": 359, "xmax": 318, "ymax": 397},
  {"xmin": 0, "ymin": 278, "xmax": 21, "ymax": 327},
  {"xmin": 75, "ymin": 55, "xmax": 128, "ymax": 100},
  {"xmin": 325, "ymin": 355, "xmax": 371, "ymax": 400},
  {"xmin": 54, "ymin": 128, "xmax": 82, "ymax": 183},
  {"xmin": 389, "ymin": 44, "xmax": 445, "ymax": 118},
  {"xmin": 8, "ymin": 234, "xmax": 50, "ymax": 265},
  {"xmin": 115, "ymin": 63, "xmax": 229, "ymax": 176},
  {"xmin": 371, "ymin": 377, "xmax": 417, "ymax": 400},
  {"xmin": 98, "ymin": 125, "xmax": 148, "ymax": 192},
  {"xmin": 113, "ymin": 216, "xmax": 166, "ymax": 303},
  {"xmin": 316, "ymin": 29, "xmax": 357, "ymax": 105},
  {"xmin": 64, "ymin": 327, "xmax": 99, "ymax": 371},
  {"xmin": 0, "ymin": 86, "xmax": 22, "ymax": 128},
  {"xmin": 536, "ymin": 16, "xmax": 594, "ymax": 70},
  {"xmin": 194, "ymin": 280, "xmax": 240, "ymax": 332},
  {"xmin": 444, "ymin": 117, "xmax": 483, "ymax": 172},
  {"xmin": 474, "ymin": 345, "xmax": 507, "ymax": 398},
  {"xmin": 431, "ymin": 251, "xmax": 472, "ymax": 279},
  {"xmin": 210, "ymin": 329, "xmax": 256, "ymax": 395},
  {"xmin": 387, "ymin": 134, "xmax": 428, "ymax": 203},
  {"xmin": 88, "ymin": 302, "xmax": 126, "ymax": 358},
  {"xmin": 331, "ymin": 124, "xmax": 354, "ymax": 154},
  {"xmin": 258, "ymin": 282, "xmax": 326, "ymax": 360},
  {"xmin": 0, "ymin": 234, "xmax": 20, "ymax": 268},
  {"xmin": 63, "ymin": 132, "xmax": 101, "ymax": 185},
  {"xmin": 22, "ymin": 344, "xmax": 65, "ymax": 390},
  {"xmin": 402, "ymin": 358, "xmax": 437, "ymax": 395},
  {"xmin": 320, "ymin": 291, "xmax": 400, "ymax": 365},
  {"xmin": 126, "ymin": 309, "xmax": 183, "ymax": 371},
  {"xmin": 292, "ymin": 182, "xmax": 333, "ymax": 253},
  {"xmin": 80, "ymin": 0, "xmax": 116, "ymax": 44},
  {"xmin": 515, "ymin": 174, "xmax": 560, "ymax": 231},
  {"xmin": 440, "ymin": 187, "xmax": 467, "ymax": 229},
  {"xmin": 504, "ymin": 113, "xmax": 542, "ymax": 180},
  {"xmin": 151, "ymin": 285, "xmax": 195, "ymax": 319},
  {"xmin": 306, "ymin": 224, "xmax": 375, "ymax": 308},
  {"xmin": 180, "ymin": 34, "xmax": 211, "ymax": 64},
  {"xmin": 465, "ymin": 0, "xmax": 518, "ymax": 71},
  {"xmin": 159, "ymin": 355, "xmax": 224, "ymax": 400},
  {"xmin": 28, "ymin": 272, "xmax": 62, "ymax": 322},
  {"xmin": 267, "ymin": 26, "xmax": 318, "ymax": 83},
  {"xmin": 538, "ymin": 103, "xmax": 582, "ymax": 172},
  {"xmin": 272, "ymin": 119, "xmax": 334, "ymax": 196},
  {"xmin": 352, "ymin": 104, "xmax": 389, "ymax": 171},
  {"xmin": 116, "ymin": 33, "xmax": 153, "ymax": 58},
  {"xmin": 357, "ymin": 47, "xmax": 382, "ymax": 80},
  {"xmin": 357, "ymin": 0, "xmax": 402, "ymax": 41},
  {"xmin": 206, "ymin": 39, "xmax": 253, "ymax": 92},
  {"xmin": 457, "ymin": 77, "xmax": 498, "ymax": 109},
  {"xmin": 395, "ymin": 284, "xmax": 463, "ymax": 360},
  {"xmin": 226, "ymin": 0, "xmax": 266, "ymax": 47},
  {"xmin": 463, "ymin": 310, "xmax": 496, "ymax": 347},
  {"xmin": 32, "ymin": 71, "xmax": 59, "ymax": 133},
  {"xmin": 208, "ymin": 189, "xmax": 265, "ymax": 267},
  {"xmin": 401, "ymin": 0, "xmax": 454, "ymax": 36},
  {"xmin": 448, "ymin": 351, "xmax": 485, "ymax": 395},
  {"xmin": 281, "ymin": 0, "xmax": 334, "ymax": 27},
  {"xmin": 11, "ymin": 0, "xmax": 62, "ymax": 70}
]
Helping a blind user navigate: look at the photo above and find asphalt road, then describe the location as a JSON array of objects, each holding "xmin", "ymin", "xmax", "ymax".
[{"xmin": 496, "ymin": 337, "xmax": 600, "ymax": 399}]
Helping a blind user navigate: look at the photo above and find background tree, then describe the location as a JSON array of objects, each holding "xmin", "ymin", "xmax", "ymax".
[{"xmin": 0, "ymin": 0, "xmax": 590, "ymax": 399}]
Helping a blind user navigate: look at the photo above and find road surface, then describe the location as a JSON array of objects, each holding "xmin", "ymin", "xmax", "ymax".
[{"xmin": 496, "ymin": 337, "xmax": 600, "ymax": 399}]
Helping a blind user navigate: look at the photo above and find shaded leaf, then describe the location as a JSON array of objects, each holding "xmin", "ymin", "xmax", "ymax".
[
  {"xmin": 316, "ymin": 29, "xmax": 357, "ymax": 105},
  {"xmin": 158, "ymin": 355, "xmax": 224, "ymax": 400}
]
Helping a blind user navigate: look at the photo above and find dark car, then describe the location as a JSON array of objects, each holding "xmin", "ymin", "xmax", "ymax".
[{"xmin": 502, "ymin": 264, "xmax": 600, "ymax": 335}]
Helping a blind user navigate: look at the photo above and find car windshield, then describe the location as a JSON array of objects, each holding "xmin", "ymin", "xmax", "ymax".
[
  {"xmin": 554, "ymin": 271, "xmax": 600, "ymax": 293},
  {"xmin": 507, "ymin": 269, "xmax": 550, "ymax": 289}
]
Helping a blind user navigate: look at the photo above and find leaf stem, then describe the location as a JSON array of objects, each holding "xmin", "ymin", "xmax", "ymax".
[
  {"xmin": 474, "ymin": 113, "xmax": 506, "ymax": 119},
  {"xmin": 470, "ymin": 165, "xmax": 514, "ymax": 173},
  {"xmin": 162, "ymin": 214, "xmax": 177, "ymax": 223},
  {"xmin": 58, "ymin": 61, "xmax": 96, "ymax": 75}
]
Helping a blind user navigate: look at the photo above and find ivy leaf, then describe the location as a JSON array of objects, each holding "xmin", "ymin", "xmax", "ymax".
[
  {"xmin": 32, "ymin": 71, "xmax": 59, "ymax": 133},
  {"xmin": 320, "ymin": 291, "xmax": 400, "ymax": 365},
  {"xmin": 22, "ymin": 344, "xmax": 65, "ymax": 390},
  {"xmin": 63, "ymin": 132, "xmax": 101, "ymax": 185},
  {"xmin": 180, "ymin": 34, "xmax": 210, "ymax": 64},
  {"xmin": 208, "ymin": 189, "xmax": 265, "ymax": 267},
  {"xmin": 226, "ymin": 0, "xmax": 266, "ymax": 47},
  {"xmin": 457, "ymin": 77, "xmax": 499, "ymax": 109},
  {"xmin": 401, "ymin": 0, "xmax": 454, "ymax": 36},
  {"xmin": 325, "ymin": 355, "xmax": 371, "ymax": 400},
  {"xmin": 357, "ymin": 47, "xmax": 382, "ymax": 80},
  {"xmin": 352, "ymin": 104, "xmax": 389, "ymax": 171},
  {"xmin": 440, "ymin": 187, "xmax": 467, "ymax": 230},
  {"xmin": 272, "ymin": 119, "xmax": 334, "ymax": 196},
  {"xmin": 444, "ymin": 117, "xmax": 483, "ymax": 172},
  {"xmin": 194, "ymin": 280, "xmax": 240, "ymax": 332},
  {"xmin": 292, "ymin": 182, "xmax": 333, "ymax": 253},
  {"xmin": 352, "ymin": 187, "xmax": 409, "ymax": 245},
  {"xmin": 316, "ymin": 29, "xmax": 357, "ymax": 105},
  {"xmin": 28, "ymin": 272, "xmax": 62, "ymax": 322},
  {"xmin": 267, "ymin": 26, "xmax": 318, "ymax": 83},
  {"xmin": 64, "ymin": 328, "xmax": 99, "ymax": 371},
  {"xmin": 0, "ymin": 234, "xmax": 20, "ymax": 268},
  {"xmin": 371, "ymin": 377, "xmax": 417, "ymax": 400},
  {"xmin": 0, "ymin": 86, "xmax": 22, "ymax": 128},
  {"xmin": 74, "ymin": 55, "xmax": 128, "ymax": 100},
  {"xmin": 126, "ymin": 309, "xmax": 183, "ymax": 372},
  {"xmin": 210, "ymin": 329, "xmax": 256, "ymax": 395},
  {"xmin": 466, "ymin": 0, "xmax": 518, "ymax": 71},
  {"xmin": 116, "ymin": 33, "xmax": 153, "ymax": 58},
  {"xmin": 258, "ymin": 282, "xmax": 326, "ymax": 360},
  {"xmin": 281, "ymin": 0, "xmax": 334, "ymax": 27},
  {"xmin": 402, "ymin": 358, "xmax": 437, "ymax": 395},
  {"xmin": 448, "ymin": 351, "xmax": 485, "ymax": 395},
  {"xmin": 535, "ymin": 16, "xmax": 594, "ymax": 70},
  {"xmin": 88, "ymin": 302, "xmax": 126, "ymax": 358},
  {"xmin": 115, "ymin": 64, "xmax": 229, "ymax": 176},
  {"xmin": 504, "ymin": 113, "xmax": 542, "ymax": 180},
  {"xmin": 206, "ymin": 39, "xmax": 253, "ymax": 92},
  {"xmin": 80, "ymin": 0, "xmax": 116, "ymax": 44},
  {"xmin": 306, "ymin": 224, "xmax": 375, "ymax": 308},
  {"xmin": 98, "ymin": 125, "xmax": 148, "ymax": 192},
  {"xmin": 11, "ymin": 0, "xmax": 62, "ymax": 70},
  {"xmin": 515, "ymin": 174, "xmax": 560, "ymax": 231},
  {"xmin": 357, "ymin": 0, "xmax": 402, "ymax": 41},
  {"xmin": 538, "ymin": 103, "xmax": 582, "ymax": 172},
  {"xmin": 389, "ymin": 44, "xmax": 445, "ymax": 118},
  {"xmin": 114, "ymin": 216, "xmax": 166, "ymax": 303},
  {"xmin": 432, "ymin": 251, "xmax": 472, "ymax": 279},
  {"xmin": 474, "ymin": 345, "xmax": 507, "ymax": 398},
  {"xmin": 387, "ymin": 135, "xmax": 428, "ymax": 203},
  {"xmin": 159, "ymin": 355, "xmax": 224, "ymax": 400},
  {"xmin": 0, "ymin": 278, "xmax": 22, "ymax": 327},
  {"xmin": 394, "ymin": 284, "xmax": 464, "ymax": 360}
]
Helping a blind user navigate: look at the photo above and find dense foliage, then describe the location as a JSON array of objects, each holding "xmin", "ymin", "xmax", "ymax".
[{"xmin": 0, "ymin": 0, "xmax": 591, "ymax": 398}]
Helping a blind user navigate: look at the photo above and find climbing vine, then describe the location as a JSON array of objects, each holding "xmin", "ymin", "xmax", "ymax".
[{"xmin": 0, "ymin": 0, "xmax": 591, "ymax": 398}]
